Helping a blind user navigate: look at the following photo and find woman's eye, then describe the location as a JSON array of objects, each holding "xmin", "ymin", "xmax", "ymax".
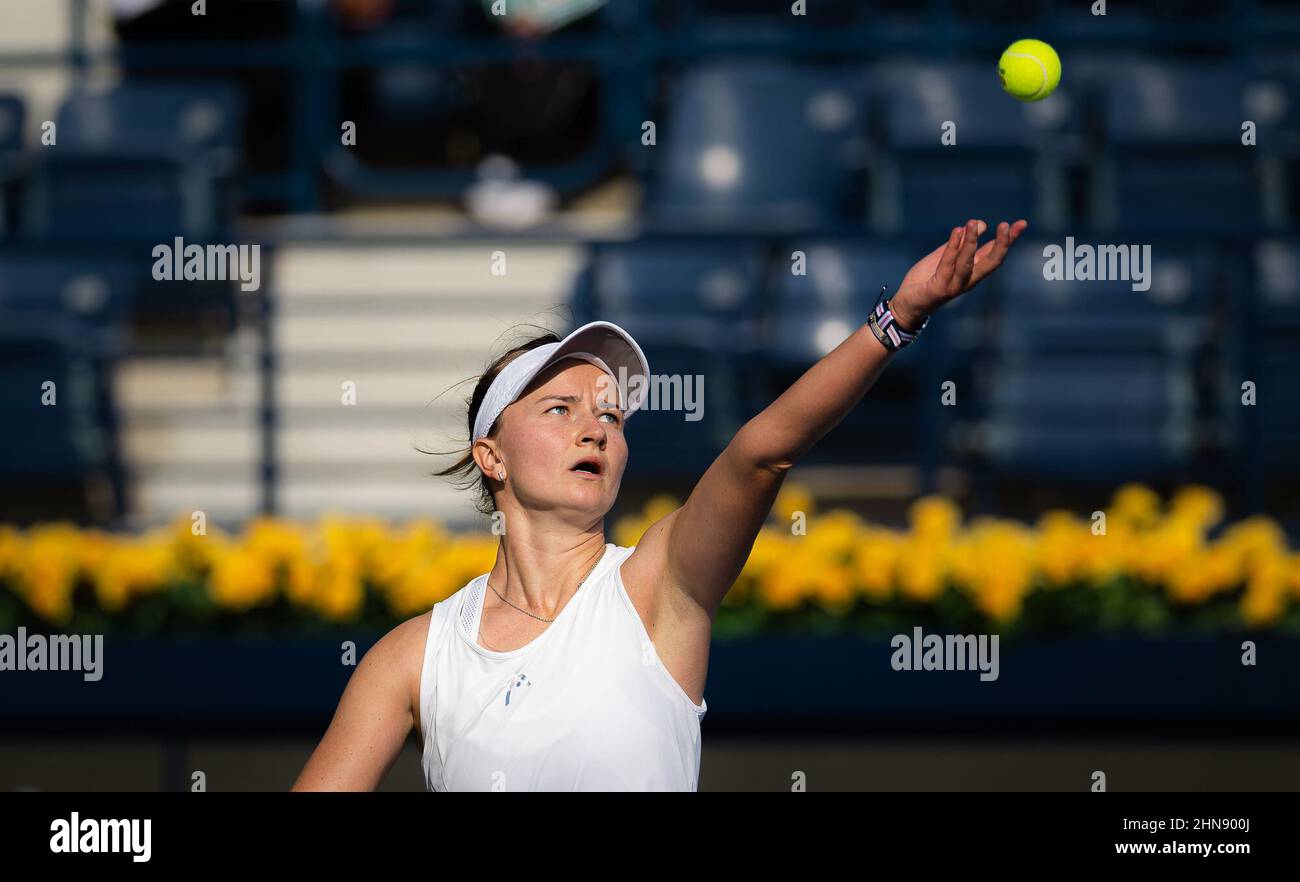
[{"xmin": 547, "ymin": 404, "xmax": 619, "ymax": 424}]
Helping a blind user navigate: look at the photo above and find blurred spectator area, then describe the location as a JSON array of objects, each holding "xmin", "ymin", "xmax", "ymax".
[{"xmin": 0, "ymin": 1, "xmax": 1299, "ymax": 531}]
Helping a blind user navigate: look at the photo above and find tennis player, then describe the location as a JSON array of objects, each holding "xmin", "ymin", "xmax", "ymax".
[{"xmin": 292, "ymin": 218, "xmax": 1028, "ymax": 791}]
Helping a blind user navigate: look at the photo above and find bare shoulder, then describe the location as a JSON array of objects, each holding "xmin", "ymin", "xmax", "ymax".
[
  {"xmin": 365, "ymin": 609, "xmax": 431, "ymax": 663},
  {"xmin": 367, "ymin": 611, "xmax": 433, "ymax": 714},
  {"xmin": 377, "ymin": 609, "xmax": 433, "ymax": 662},
  {"xmin": 290, "ymin": 610, "xmax": 434, "ymax": 791}
]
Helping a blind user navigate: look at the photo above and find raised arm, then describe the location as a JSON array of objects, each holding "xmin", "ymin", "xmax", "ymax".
[
  {"xmin": 291, "ymin": 612, "xmax": 428, "ymax": 791},
  {"xmin": 630, "ymin": 219, "xmax": 1027, "ymax": 621}
]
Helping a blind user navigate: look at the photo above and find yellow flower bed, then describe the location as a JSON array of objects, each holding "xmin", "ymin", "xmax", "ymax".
[{"xmin": 0, "ymin": 484, "xmax": 1297, "ymax": 633}]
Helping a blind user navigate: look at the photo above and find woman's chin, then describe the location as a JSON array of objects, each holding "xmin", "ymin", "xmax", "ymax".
[{"xmin": 565, "ymin": 479, "xmax": 616, "ymax": 507}]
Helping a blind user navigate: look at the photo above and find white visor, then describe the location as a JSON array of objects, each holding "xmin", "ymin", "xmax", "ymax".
[{"xmin": 472, "ymin": 320, "xmax": 651, "ymax": 441}]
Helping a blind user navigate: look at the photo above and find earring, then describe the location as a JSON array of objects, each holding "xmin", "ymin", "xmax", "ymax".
[{"xmin": 496, "ymin": 469, "xmax": 505, "ymax": 481}]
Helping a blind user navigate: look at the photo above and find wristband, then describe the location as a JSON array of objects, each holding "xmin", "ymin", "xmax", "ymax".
[{"xmin": 867, "ymin": 287, "xmax": 929, "ymax": 351}]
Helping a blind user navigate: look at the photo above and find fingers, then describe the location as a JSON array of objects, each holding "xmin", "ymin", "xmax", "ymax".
[
  {"xmin": 970, "ymin": 219, "xmax": 1030, "ymax": 285},
  {"xmin": 932, "ymin": 225, "xmax": 965, "ymax": 290},
  {"xmin": 936, "ymin": 217, "xmax": 1019, "ymax": 294},
  {"xmin": 950, "ymin": 219, "xmax": 982, "ymax": 291},
  {"xmin": 970, "ymin": 221, "xmax": 1012, "ymax": 284},
  {"xmin": 955, "ymin": 220, "xmax": 988, "ymax": 249}
]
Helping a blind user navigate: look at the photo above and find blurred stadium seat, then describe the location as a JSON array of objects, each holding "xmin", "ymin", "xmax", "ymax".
[
  {"xmin": 0, "ymin": 316, "xmax": 119, "ymax": 521},
  {"xmin": 1252, "ymin": 240, "xmax": 1300, "ymax": 475},
  {"xmin": 658, "ymin": 0, "xmax": 863, "ymax": 27},
  {"xmin": 24, "ymin": 83, "xmax": 243, "ymax": 241},
  {"xmin": 620, "ymin": 339, "xmax": 749, "ymax": 480},
  {"xmin": 0, "ymin": 94, "xmax": 21, "ymax": 154},
  {"xmin": 994, "ymin": 239, "xmax": 1217, "ymax": 350},
  {"xmin": 1253, "ymin": 51, "xmax": 1300, "ymax": 229},
  {"xmin": 770, "ymin": 240, "xmax": 936, "ymax": 464},
  {"xmin": 985, "ymin": 354, "xmax": 1195, "ymax": 478},
  {"xmin": 644, "ymin": 62, "xmax": 868, "ymax": 233},
  {"xmin": 0, "ymin": 252, "xmax": 137, "ymax": 333},
  {"xmin": 0, "ymin": 93, "xmax": 24, "ymax": 237},
  {"xmin": 873, "ymin": 61, "xmax": 1078, "ymax": 233},
  {"xmin": 573, "ymin": 239, "xmax": 767, "ymax": 349},
  {"xmin": 1094, "ymin": 63, "xmax": 1287, "ymax": 232},
  {"xmin": 979, "ymin": 240, "xmax": 1220, "ymax": 479},
  {"xmin": 54, "ymin": 83, "xmax": 243, "ymax": 160},
  {"xmin": 772, "ymin": 241, "xmax": 919, "ymax": 366},
  {"xmin": 0, "ymin": 255, "xmax": 136, "ymax": 518}
]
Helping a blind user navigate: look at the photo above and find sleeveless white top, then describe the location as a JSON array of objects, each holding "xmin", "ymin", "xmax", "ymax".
[{"xmin": 418, "ymin": 543, "xmax": 708, "ymax": 791}]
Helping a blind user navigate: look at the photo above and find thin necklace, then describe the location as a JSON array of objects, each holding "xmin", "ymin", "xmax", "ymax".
[{"xmin": 486, "ymin": 551, "xmax": 604, "ymax": 624}]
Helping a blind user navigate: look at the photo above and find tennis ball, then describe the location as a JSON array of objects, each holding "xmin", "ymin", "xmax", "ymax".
[{"xmin": 998, "ymin": 39, "xmax": 1061, "ymax": 102}]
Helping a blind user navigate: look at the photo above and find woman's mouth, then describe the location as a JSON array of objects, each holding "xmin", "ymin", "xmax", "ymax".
[{"xmin": 570, "ymin": 458, "xmax": 604, "ymax": 479}]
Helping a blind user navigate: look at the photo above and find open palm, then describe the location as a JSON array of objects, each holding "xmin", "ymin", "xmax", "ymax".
[{"xmin": 891, "ymin": 219, "xmax": 1029, "ymax": 330}]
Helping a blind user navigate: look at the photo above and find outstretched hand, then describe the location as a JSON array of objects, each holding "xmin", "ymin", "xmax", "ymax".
[{"xmin": 889, "ymin": 219, "xmax": 1029, "ymax": 332}]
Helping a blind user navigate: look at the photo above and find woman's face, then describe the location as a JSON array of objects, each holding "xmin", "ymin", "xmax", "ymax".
[{"xmin": 489, "ymin": 358, "xmax": 627, "ymax": 517}]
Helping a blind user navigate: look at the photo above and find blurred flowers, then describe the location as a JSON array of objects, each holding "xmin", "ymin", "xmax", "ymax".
[{"xmin": 0, "ymin": 485, "xmax": 1295, "ymax": 635}]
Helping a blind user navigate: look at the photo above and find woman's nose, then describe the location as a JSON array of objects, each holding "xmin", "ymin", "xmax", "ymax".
[{"xmin": 580, "ymin": 408, "xmax": 608, "ymax": 440}]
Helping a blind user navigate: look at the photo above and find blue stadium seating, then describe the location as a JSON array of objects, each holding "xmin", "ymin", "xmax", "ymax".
[
  {"xmin": 0, "ymin": 94, "xmax": 21, "ymax": 154},
  {"xmin": 0, "ymin": 318, "xmax": 112, "ymax": 481},
  {"xmin": 0, "ymin": 254, "xmax": 134, "ymax": 500},
  {"xmin": 25, "ymin": 83, "xmax": 243, "ymax": 241},
  {"xmin": 980, "ymin": 241, "xmax": 1219, "ymax": 478},
  {"xmin": 767, "ymin": 240, "xmax": 948, "ymax": 465},
  {"xmin": 1254, "ymin": 348, "xmax": 1300, "ymax": 473},
  {"xmin": 55, "ymin": 83, "xmax": 242, "ymax": 160},
  {"xmin": 660, "ymin": 0, "xmax": 863, "ymax": 26},
  {"xmin": 0, "ymin": 94, "xmax": 23, "ymax": 238},
  {"xmin": 1251, "ymin": 241, "xmax": 1300, "ymax": 474},
  {"xmin": 2, "ymin": 9, "xmax": 1295, "ymax": 516},
  {"xmin": 1096, "ymin": 63, "xmax": 1278, "ymax": 232},
  {"xmin": 0, "ymin": 253, "xmax": 137, "ymax": 334},
  {"xmin": 644, "ymin": 62, "xmax": 868, "ymax": 232},
  {"xmin": 874, "ymin": 61, "xmax": 1076, "ymax": 234},
  {"xmin": 1255, "ymin": 240, "xmax": 1300, "ymax": 327},
  {"xmin": 0, "ymin": 241, "xmax": 238, "ymax": 335},
  {"xmin": 574, "ymin": 240, "xmax": 768, "ymax": 351},
  {"xmin": 620, "ymin": 339, "xmax": 749, "ymax": 479},
  {"xmin": 772, "ymin": 241, "xmax": 922, "ymax": 366},
  {"xmin": 1254, "ymin": 54, "xmax": 1300, "ymax": 230},
  {"xmin": 994, "ymin": 237, "xmax": 1217, "ymax": 350},
  {"xmin": 983, "ymin": 354, "xmax": 1196, "ymax": 478}
]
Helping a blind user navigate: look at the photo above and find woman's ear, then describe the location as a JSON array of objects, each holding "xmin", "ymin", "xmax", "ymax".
[{"xmin": 472, "ymin": 438, "xmax": 502, "ymax": 483}]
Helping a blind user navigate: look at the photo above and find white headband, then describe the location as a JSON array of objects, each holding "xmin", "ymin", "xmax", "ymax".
[{"xmin": 472, "ymin": 321, "xmax": 651, "ymax": 442}]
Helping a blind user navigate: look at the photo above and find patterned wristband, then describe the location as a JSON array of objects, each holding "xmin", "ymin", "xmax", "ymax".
[{"xmin": 868, "ymin": 297, "xmax": 928, "ymax": 351}]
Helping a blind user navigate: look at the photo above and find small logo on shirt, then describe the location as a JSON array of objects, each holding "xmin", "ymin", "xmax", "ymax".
[{"xmin": 505, "ymin": 673, "xmax": 532, "ymax": 706}]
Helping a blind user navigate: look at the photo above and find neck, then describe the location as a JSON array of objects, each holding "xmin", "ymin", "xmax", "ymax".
[{"xmin": 487, "ymin": 521, "xmax": 607, "ymax": 617}]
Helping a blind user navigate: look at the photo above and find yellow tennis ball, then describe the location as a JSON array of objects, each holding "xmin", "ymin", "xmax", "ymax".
[{"xmin": 998, "ymin": 39, "xmax": 1061, "ymax": 102}]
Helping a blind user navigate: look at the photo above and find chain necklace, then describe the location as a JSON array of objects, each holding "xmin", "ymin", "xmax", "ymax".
[{"xmin": 486, "ymin": 552, "xmax": 603, "ymax": 624}]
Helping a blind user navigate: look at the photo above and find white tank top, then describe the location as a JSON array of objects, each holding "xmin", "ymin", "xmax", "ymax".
[{"xmin": 418, "ymin": 542, "xmax": 708, "ymax": 791}]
